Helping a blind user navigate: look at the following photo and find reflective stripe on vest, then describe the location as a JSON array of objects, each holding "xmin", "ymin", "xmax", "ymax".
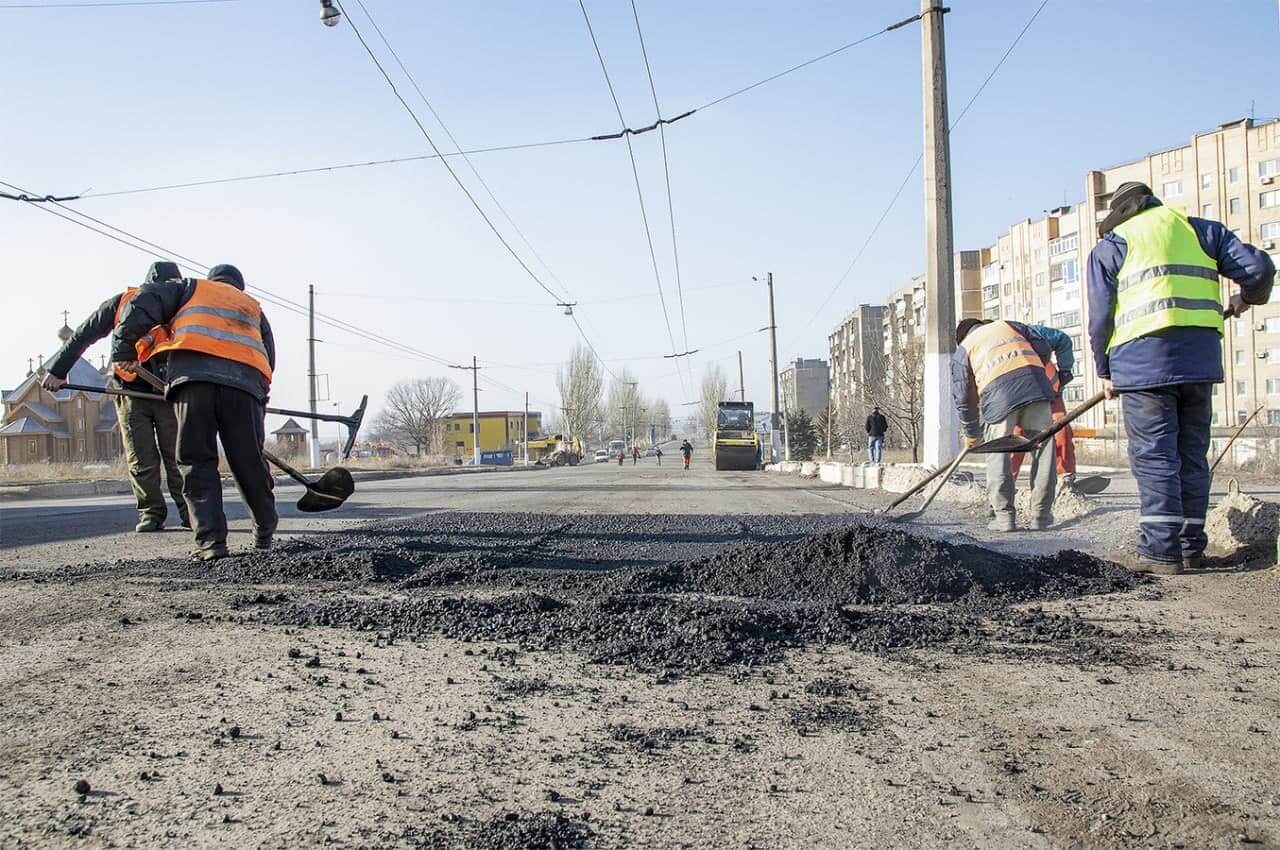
[
  {"xmin": 1108, "ymin": 205, "xmax": 1222, "ymax": 352},
  {"xmin": 112, "ymin": 288, "xmax": 140, "ymax": 381},
  {"xmin": 965, "ymin": 320, "xmax": 1043, "ymax": 394},
  {"xmin": 150, "ymin": 279, "xmax": 272, "ymax": 383}
]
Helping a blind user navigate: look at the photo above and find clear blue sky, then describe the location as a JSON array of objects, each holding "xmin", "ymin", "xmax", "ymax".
[{"xmin": 2, "ymin": 0, "xmax": 1277, "ymax": 434}]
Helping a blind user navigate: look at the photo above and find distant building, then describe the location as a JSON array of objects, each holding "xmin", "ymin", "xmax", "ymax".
[
  {"xmin": 1, "ymin": 322, "xmax": 121, "ymax": 465},
  {"xmin": 828, "ymin": 304, "xmax": 886, "ymax": 417},
  {"xmin": 272, "ymin": 418, "xmax": 308, "ymax": 456},
  {"xmin": 778, "ymin": 357, "xmax": 829, "ymax": 419},
  {"xmin": 441, "ymin": 410, "xmax": 542, "ymax": 459}
]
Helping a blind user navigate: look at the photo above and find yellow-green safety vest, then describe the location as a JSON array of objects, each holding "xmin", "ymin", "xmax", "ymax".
[{"xmin": 1108, "ymin": 205, "xmax": 1222, "ymax": 352}]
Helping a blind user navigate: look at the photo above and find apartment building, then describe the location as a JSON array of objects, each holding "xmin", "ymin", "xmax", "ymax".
[
  {"xmin": 977, "ymin": 118, "xmax": 1280, "ymax": 432},
  {"xmin": 828, "ymin": 304, "xmax": 886, "ymax": 416},
  {"xmin": 778, "ymin": 357, "xmax": 830, "ymax": 419}
]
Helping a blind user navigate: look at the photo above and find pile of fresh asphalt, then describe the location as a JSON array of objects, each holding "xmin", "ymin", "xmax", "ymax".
[{"xmin": 11, "ymin": 512, "xmax": 1148, "ymax": 672}]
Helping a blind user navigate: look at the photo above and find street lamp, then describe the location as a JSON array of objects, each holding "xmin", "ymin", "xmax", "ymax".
[{"xmin": 320, "ymin": 0, "xmax": 342, "ymax": 27}]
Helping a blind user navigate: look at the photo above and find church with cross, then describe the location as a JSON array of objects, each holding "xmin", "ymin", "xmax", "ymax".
[{"xmin": 0, "ymin": 315, "xmax": 123, "ymax": 466}]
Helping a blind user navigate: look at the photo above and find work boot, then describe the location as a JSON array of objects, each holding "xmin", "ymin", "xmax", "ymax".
[
  {"xmin": 136, "ymin": 518, "xmax": 165, "ymax": 533},
  {"xmin": 1125, "ymin": 553, "xmax": 1183, "ymax": 576},
  {"xmin": 254, "ymin": 533, "xmax": 273, "ymax": 551},
  {"xmin": 1030, "ymin": 514, "xmax": 1053, "ymax": 531},
  {"xmin": 987, "ymin": 513, "xmax": 1016, "ymax": 533},
  {"xmin": 190, "ymin": 545, "xmax": 230, "ymax": 562},
  {"xmin": 178, "ymin": 511, "xmax": 192, "ymax": 530}
]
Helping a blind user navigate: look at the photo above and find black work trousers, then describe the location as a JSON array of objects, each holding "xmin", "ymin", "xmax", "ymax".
[
  {"xmin": 115, "ymin": 394, "xmax": 187, "ymax": 525},
  {"xmin": 173, "ymin": 382, "xmax": 277, "ymax": 552}
]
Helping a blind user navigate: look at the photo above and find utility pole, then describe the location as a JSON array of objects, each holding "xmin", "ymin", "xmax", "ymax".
[
  {"xmin": 920, "ymin": 0, "xmax": 959, "ymax": 468},
  {"xmin": 757, "ymin": 272, "xmax": 781, "ymax": 463},
  {"xmin": 307, "ymin": 284, "xmax": 321, "ymax": 469},
  {"xmin": 449, "ymin": 357, "xmax": 482, "ymax": 464},
  {"xmin": 523, "ymin": 392, "xmax": 529, "ymax": 467},
  {"xmin": 737, "ymin": 350, "xmax": 746, "ymax": 402}
]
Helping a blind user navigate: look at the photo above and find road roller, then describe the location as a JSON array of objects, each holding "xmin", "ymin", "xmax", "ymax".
[{"xmin": 713, "ymin": 401, "xmax": 761, "ymax": 471}]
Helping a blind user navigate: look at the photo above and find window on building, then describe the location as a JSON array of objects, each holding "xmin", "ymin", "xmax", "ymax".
[
  {"xmin": 1161, "ymin": 180, "xmax": 1183, "ymax": 197},
  {"xmin": 1264, "ymin": 317, "xmax": 1280, "ymax": 333},
  {"xmin": 1064, "ymin": 386, "xmax": 1084, "ymax": 403},
  {"xmin": 1062, "ymin": 258, "xmax": 1078, "ymax": 284},
  {"xmin": 1212, "ymin": 384, "xmax": 1220, "ymax": 396},
  {"xmin": 1236, "ymin": 380, "xmax": 1247, "ymax": 396},
  {"xmin": 1268, "ymin": 347, "xmax": 1280, "ymax": 361},
  {"xmin": 469, "ymin": 424, "xmax": 474, "ymax": 433},
  {"xmin": 1211, "ymin": 410, "xmax": 1219, "ymax": 425},
  {"xmin": 1269, "ymin": 410, "xmax": 1280, "ymax": 426},
  {"xmin": 1237, "ymin": 410, "xmax": 1249, "ymax": 424},
  {"xmin": 1069, "ymin": 334, "xmax": 1082, "ymax": 351},
  {"xmin": 1260, "ymin": 158, "xmax": 1280, "ymax": 178},
  {"xmin": 1229, "ymin": 197, "xmax": 1242, "ymax": 215},
  {"xmin": 1261, "ymin": 221, "xmax": 1280, "ymax": 240},
  {"xmin": 1261, "ymin": 190, "xmax": 1280, "ymax": 209},
  {"xmin": 983, "ymin": 284, "xmax": 999, "ymax": 301},
  {"xmin": 1229, "ymin": 166, "xmax": 1241, "ymax": 184},
  {"xmin": 1200, "ymin": 173, "xmax": 1213, "ymax": 190},
  {"xmin": 1266, "ymin": 378, "xmax": 1280, "ymax": 395},
  {"xmin": 1034, "ymin": 272, "xmax": 1045, "ymax": 288},
  {"xmin": 1003, "ymin": 283, "xmax": 1012, "ymax": 296},
  {"xmin": 984, "ymin": 305, "xmax": 1000, "ymax": 319},
  {"xmin": 1051, "ymin": 310, "xmax": 1081, "ymax": 328},
  {"xmin": 1234, "ymin": 350, "xmax": 1245, "ymax": 365},
  {"xmin": 1201, "ymin": 202, "xmax": 1216, "ymax": 218},
  {"xmin": 456, "ymin": 440, "xmax": 465, "ymax": 449},
  {"xmin": 1048, "ymin": 234, "xmax": 1079, "ymax": 257},
  {"xmin": 1233, "ymin": 318, "xmax": 1245, "ymax": 335}
]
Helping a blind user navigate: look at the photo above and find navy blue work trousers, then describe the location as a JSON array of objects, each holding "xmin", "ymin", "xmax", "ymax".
[{"xmin": 1120, "ymin": 383, "xmax": 1213, "ymax": 562}]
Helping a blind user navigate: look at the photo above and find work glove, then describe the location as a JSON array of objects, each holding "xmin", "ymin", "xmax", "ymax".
[
  {"xmin": 1057, "ymin": 369, "xmax": 1073, "ymax": 388},
  {"xmin": 41, "ymin": 373, "xmax": 68, "ymax": 391},
  {"xmin": 963, "ymin": 435, "xmax": 979, "ymax": 449},
  {"xmin": 1223, "ymin": 293, "xmax": 1251, "ymax": 319}
]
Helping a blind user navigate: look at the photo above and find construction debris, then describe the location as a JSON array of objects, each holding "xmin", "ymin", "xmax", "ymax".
[{"xmin": 1206, "ymin": 483, "xmax": 1280, "ymax": 563}]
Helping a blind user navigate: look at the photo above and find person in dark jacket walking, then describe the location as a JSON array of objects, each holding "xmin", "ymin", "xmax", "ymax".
[
  {"xmin": 953, "ymin": 318, "xmax": 1057, "ymax": 532},
  {"xmin": 864, "ymin": 407, "xmax": 888, "ymax": 464},
  {"xmin": 1087, "ymin": 182, "xmax": 1274, "ymax": 574},
  {"xmin": 112, "ymin": 263, "xmax": 277, "ymax": 562},
  {"xmin": 42, "ymin": 261, "xmax": 190, "ymax": 532}
]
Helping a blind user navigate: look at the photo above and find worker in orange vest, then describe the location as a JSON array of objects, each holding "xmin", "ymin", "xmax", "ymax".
[
  {"xmin": 42, "ymin": 261, "xmax": 189, "ymax": 532},
  {"xmin": 1009, "ymin": 324, "xmax": 1077, "ymax": 484},
  {"xmin": 112, "ymin": 264, "xmax": 276, "ymax": 562}
]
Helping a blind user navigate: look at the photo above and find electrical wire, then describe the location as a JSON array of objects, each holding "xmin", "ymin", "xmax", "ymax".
[
  {"xmin": 577, "ymin": 0, "xmax": 680, "ymax": 376},
  {"xmin": 0, "ymin": 0, "xmax": 234, "ymax": 7},
  {"xmin": 332, "ymin": 0, "xmax": 568, "ymax": 305},
  {"xmin": 788, "ymin": 0, "xmax": 1052, "ymax": 345}
]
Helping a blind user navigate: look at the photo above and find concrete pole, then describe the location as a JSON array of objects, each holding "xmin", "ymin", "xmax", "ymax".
[
  {"xmin": 471, "ymin": 354, "xmax": 480, "ymax": 465},
  {"xmin": 920, "ymin": 0, "xmax": 959, "ymax": 467},
  {"xmin": 307, "ymin": 284, "xmax": 321, "ymax": 469},
  {"xmin": 523, "ymin": 391, "xmax": 529, "ymax": 466},
  {"xmin": 737, "ymin": 350, "xmax": 746, "ymax": 402},
  {"xmin": 766, "ymin": 272, "xmax": 781, "ymax": 463}
]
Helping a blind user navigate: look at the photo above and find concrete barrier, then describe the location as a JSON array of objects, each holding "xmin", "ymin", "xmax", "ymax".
[
  {"xmin": 766, "ymin": 458, "xmax": 992, "ymax": 509},
  {"xmin": 799, "ymin": 462, "xmax": 820, "ymax": 479}
]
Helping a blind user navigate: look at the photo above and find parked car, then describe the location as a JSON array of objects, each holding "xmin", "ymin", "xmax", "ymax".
[
  {"xmin": 644, "ymin": 447, "xmax": 657, "ymax": 457},
  {"xmin": 594, "ymin": 449, "xmax": 610, "ymax": 463}
]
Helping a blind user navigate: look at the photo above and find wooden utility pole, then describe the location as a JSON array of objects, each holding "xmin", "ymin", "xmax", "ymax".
[
  {"xmin": 523, "ymin": 391, "xmax": 529, "ymax": 466},
  {"xmin": 307, "ymin": 284, "xmax": 321, "ymax": 469},
  {"xmin": 920, "ymin": 0, "xmax": 959, "ymax": 467},
  {"xmin": 449, "ymin": 357, "xmax": 482, "ymax": 464},
  {"xmin": 762, "ymin": 272, "xmax": 781, "ymax": 463}
]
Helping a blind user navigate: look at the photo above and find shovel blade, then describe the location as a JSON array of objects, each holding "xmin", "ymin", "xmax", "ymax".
[
  {"xmin": 1071, "ymin": 475, "xmax": 1110, "ymax": 495},
  {"xmin": 296, "ymin": 466, "xmax": 355, "ymax": 513},
  {"xmin": 970, "ymin": 435, "xmax": 1036, "ymax": 454}
]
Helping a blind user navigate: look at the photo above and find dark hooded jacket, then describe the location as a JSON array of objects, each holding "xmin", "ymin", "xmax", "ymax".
[
  {"xmin": 111, "ymin": 264, "xmax": 275, "ymax": 402},
  {"xmin": 951, "ymin": 320, "xmax": 1057, "ymax": 438},
  {"xmin": 48, "ymin": 261, "xmax": 181, "ymax": 392},
  {"xmin": 1087, "ymin": 194, "xmax": 1274, "ymax": 390}
]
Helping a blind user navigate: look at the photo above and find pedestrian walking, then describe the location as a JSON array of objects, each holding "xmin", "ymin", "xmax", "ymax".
[
  {"xmin": 631, "ymin": 446, "xmax": 639, "ymax": 465},
  {"xmin": 680, "ymin": 439, "xmax": 692, "ymax": 470},
  {"xmin": 953, "ymin": 318, "xmax": 1059, "ymax": 532},
  {"xmin": 1087, "ymin": 181, "xmax": 1274, "ymax": 574},
  {"xmin": 655, "ymin": 446, "xmax": 662, "ymax": 465},
  {"xmin": 1009, "ymin": 324, "xmax": 1078, "ymax": 484},
  {"xmin": 113, "ymin": 264, "xmax": 277, "ymax": 562},
  {"xmin": 865, "ymin": 406, "xmax": 888, "ymax": 464},
  {"xmin": 42, "ymin": 261, "xmax": 190, "ymax": 532}
]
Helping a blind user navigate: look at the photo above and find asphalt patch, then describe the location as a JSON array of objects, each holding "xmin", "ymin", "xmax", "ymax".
[{"xmin": 407, "ymin": 810, "xmax": 593, "ymax": 850}]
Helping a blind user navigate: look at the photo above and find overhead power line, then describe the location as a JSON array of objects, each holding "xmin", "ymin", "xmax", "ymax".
[
  {"xmin": 790, "ymin": 0, "xmax": 1052, "ymax": 345},
  {"xmin": 0, "ymin": 0, "xmax": 235, "ymax": 7},
  {"xmin": 577, "ymin": 0, "xmax": 680, "ymax": 373}
]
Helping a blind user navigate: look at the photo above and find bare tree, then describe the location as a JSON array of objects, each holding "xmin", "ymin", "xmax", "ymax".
[
  {"xmin": 606, "ymin": 368, "xmax": 642, "ymax": 443},
  {"xmin": 373, "ymin": 376, "xmax": 462, "ymax": 455},
  {"xmin": 865, "ymin": 340, "xmax": 925, "ymax": 462},
  {"xmin": 699, "ymin": 363, "xmax": 728, "ymax": 439},
  {"xmin": 650, "ymin": 397, "xmax": 672, "ymax": 442},
  {"xmin": 556, "ymin": 342, "xmax": 604, "ymax": 446}
]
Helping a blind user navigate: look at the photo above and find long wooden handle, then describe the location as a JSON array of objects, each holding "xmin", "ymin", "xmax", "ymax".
[
  {"xmin": 882, "ymin": 454, "xmax": 961, "ymax": 512},
  {"xmin": 912, "ymin": 446, "xmax": 974, "ymax": 515},
  {"xmin": 1210, "ymin": 404, "xmax": 1264, "ymax": 473},
  {"xmin": 1016, "ymin": 389, "xmax": 1107, "ymax": 452}
]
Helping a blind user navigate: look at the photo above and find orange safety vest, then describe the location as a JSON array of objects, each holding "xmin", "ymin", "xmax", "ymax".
[
  {"xmin": 965, "ymin": 320, "xmax": 1043, "ymax": 395},
  {"xmin": 112, "ymin": 288, "xmax": 141, "ymax": 382},
  {"xmin": 147, "ymin": 279, "xmax": 272, "ymax": 384}
]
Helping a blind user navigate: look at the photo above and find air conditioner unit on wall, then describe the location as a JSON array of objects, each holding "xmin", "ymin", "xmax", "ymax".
[{"xmin": 1263, "ymin": 176, "xmax": 1276, "ymax": 185}]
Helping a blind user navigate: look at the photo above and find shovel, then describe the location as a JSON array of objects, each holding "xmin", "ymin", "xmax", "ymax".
[
  {"xmin": 881, "ymin": 445, "xmax": 974, "ymax": 522},
  {"xmin": 66, "ymin": 369, "xmax": 355, "ymax": 513},
  {"xmin": 1209, "ymin": 403, "xmax": 1263, "ymax": 474},
  {"xmin": 969, "ymin": 390, "xmax": 1107, "ymax": 454}
]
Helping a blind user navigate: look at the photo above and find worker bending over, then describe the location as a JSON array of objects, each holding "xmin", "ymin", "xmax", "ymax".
[
  {"xmin": 1009, "ymin": 323, "xmax": 1078, "ymax": 486},
  {"xmin": 1087, "ymin": 182, "xmax": 1274, "ymax": 574},
  {"xmin": 112, "ymin": 264, "xmax": 277, "ymax": 562},
  {"xmin": 42, "ymin": 261, "xmax": 190, "ymax": 532},
  {"xmin": 953, "ymin": 319, "xmax": 1065, "ymax": 532}
]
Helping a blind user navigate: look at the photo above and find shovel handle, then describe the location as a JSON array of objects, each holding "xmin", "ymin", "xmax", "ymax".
[
  {"xmin": 912, "ymin": 446, "xmax": 974, "ymax": 516},
  {"xmin": 262, "ymin": 449, "xmax": 314, "ymax": 489},
  {"xmin": 1209, "ymin": 403, "xmax": 1264, "ymax": 473},
  {"xmin": 1009, "ymin": 389, "xmax": 1107, "ymax": 453},
  {"xmin": 881, "ymin": 453, "xmax": 963, "ymax": 513}
]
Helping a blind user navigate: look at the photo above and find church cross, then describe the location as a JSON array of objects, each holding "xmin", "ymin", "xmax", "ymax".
[{"xmin": 62, "ymin": 310, "xmax": 70, "ymax": 326}]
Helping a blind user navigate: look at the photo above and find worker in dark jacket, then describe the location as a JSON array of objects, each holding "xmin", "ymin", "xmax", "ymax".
[
  {"xmin": 952, "ymin": 318, "xmax": 1057, "ymax": 532},
  {"xmin": 41, "ymin": 261, "xmax": 189, "ymax": 532},
  {"xmin": 1087, "ymin": 182, "xmax": 1274, "ymax": 574},
  {"xmin": 864, "ymin": 407, "xmax": 888, "ymax": 464},
  {"xmin": 1009, "ymin": 323, "xmax": 1078, "ymax": 484},
  {"xmin": 112, "ymin": 263, "xmax": 277, "ymax": 562}
]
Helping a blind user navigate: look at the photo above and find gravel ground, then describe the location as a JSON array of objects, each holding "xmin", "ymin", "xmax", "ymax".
[{"xmin": 0, "ymin": 462, "xmax": 1277, "ymax": 848}]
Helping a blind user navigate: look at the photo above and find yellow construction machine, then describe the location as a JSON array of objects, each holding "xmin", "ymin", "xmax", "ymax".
[
  {"xmin": 713, "ymin": 401, "xmax": 760, "ymax": 471},
  {"xmin": 528, "ymin": 434, "xmax": 583, "ymax": 466}
]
